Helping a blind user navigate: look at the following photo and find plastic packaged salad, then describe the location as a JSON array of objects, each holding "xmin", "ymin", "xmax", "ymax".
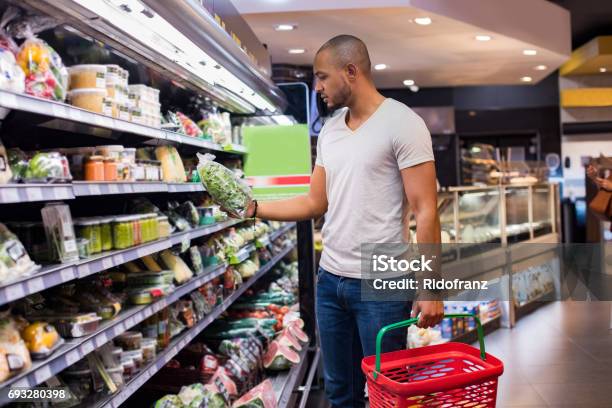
[
  {"xmin": 0, "ymin": 223, "xmax": 39, "ymax": 284},
  {"xmin": 196, "ymin": 153, "xmax": 252, "ymax": 218}
]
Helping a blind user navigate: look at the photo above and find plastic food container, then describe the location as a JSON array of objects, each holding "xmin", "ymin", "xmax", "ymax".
[
  {"xmin": 68, "ymin": 64, "xmax": 107, "ymax": 89},
  {"xmin": 62, "ymin": 368, "xmax": 93, "ymax": 400},
  {"xmin": 51, "ymin": 313, "xmax": 102, "ymax": 338},
  {"xmin": 84, "ymin": 155, "xmax": 104, "ymax": 181},
  {"xmin": 117, "ymin": 103, "xmax": 130, "ymax": 121},
  {"xmin": 141, "ymin": 338, "xmax": 157, "ymax": 363},
  {"xmin": 145, "ymin": 161, "xmax": 161, "ymax": 181},
  {"xmin": 132, "ymin": 161, "xmax": 146, "ymax": 181},
  {"xmin": 123, "ymin": 350, "xmax": 144, "ymax": 371},
  {"xmin": 104, "ymin": 158, "xmax": 118, "ymax": 181},
  {"xmin": 107, "ymin": 365, "xmax": 124, "ymax": 387},
  {"xmin": 130, "ymin": 107, "xmax": 145, "ymax": 125},
  {"xmin": 96, "ymin": 145, "xmax": 124, "ymax": 160},
  {"xmin": 74, "ymin": 218, "xmax": 102, "ymax": 254},
  {"xmin": 115, "ymin": 331, "xmax": 143, "ymax": 350},
  {"xmin": 112, "ymin": 216, "xmax": 134, "ymax": 249},
  {"xmin": 128, "ymin": 285, "xmax": 171, "ymax": 305},
  {"xmin": 122, "ymin": 148, "xmax": 136, "ymax": 164},
  {"xmin": 76, "ymin": 238, "xmax": 90, "ymax": 259},
  {"xmin": 126, "ymin": 270, "xmax": 174, "ymax": 286},
  {"xmin": 102, "ymin": 97, "xmax": 114, "ymax": 117},
  {"xmin": 97, "ymin": 216, "xmax": 114, "ymax": 251},
  {"xmin": 120, "ymin": 356, "xmax": 136, "ymax": 381},
  {"xmin": 157, "ymin": 216, "xmax": 171, "ymax": 238},
  {"xmin": 109, "ymin": 346, "xmax": 123, "ymax": 366},
  {"xmin": 197, "ymin": 207, "xmax": 215, "ymax": 226},
  {"xmin": 106, "ymin": 65, "xmax": 122, "ymax": 85},
  {"xmin": 68, "ymin": 88, "xmax": 108, "ymax": 113},
  {"xmin": 129, "ymin": 214, "xmax": 142, "ymax": 246}
]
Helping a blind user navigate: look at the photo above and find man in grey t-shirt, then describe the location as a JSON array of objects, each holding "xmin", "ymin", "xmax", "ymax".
[{"xmin": 245, "ymin": 35, "xmax": 443, "ymax": 407}]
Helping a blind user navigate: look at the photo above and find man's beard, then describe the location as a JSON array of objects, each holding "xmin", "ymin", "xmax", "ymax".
[{"xmin": 327, "ymin": 83, "xmax": 352, "ymax": 112}]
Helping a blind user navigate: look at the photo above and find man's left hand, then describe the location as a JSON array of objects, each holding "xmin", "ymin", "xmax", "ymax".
[{"xmin": 411, "ymin": 300, "xmax": 444, "ymax": 328}]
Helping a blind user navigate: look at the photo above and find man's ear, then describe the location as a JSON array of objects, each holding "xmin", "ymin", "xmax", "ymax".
[{"xmin": 345, "ymin": 63, "xmax": 358, "ymax": 81}]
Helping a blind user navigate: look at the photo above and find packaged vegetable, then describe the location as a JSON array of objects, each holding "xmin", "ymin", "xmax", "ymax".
[
  {"xmin": 0, "ymin": 315, "xmax": 32, "ymax": 382},
  {"xmin": 262, "ymin": 340, "xmax": 300, "ymax": 371},
  {"xmin": 189, "ymin": 246, "xmax": 203, "ymax": 275},
  {"xmin": 0, "ymin": 48, "xmax": 24, "ymax": 93},
  {"xmin": 154, "ymin": 394, "xmax": 184, "ymax": 408},
  {"xmin": 7, "ymin": 148, "xmax": 27, "ymax": 182},
  {"xmin": 0, "ymin": 223, "xmax": 39, "ymax": 284},
  {"xmin": 21, "ymin": 321, "xmax": 63, "ymax": 359},
  {"xmin": 25, "ymin": 152, "xmax": 72, "ymax": 183},
  {"xmin": 160, "ymin": 249, "xmax": 193, "ymax": 284},
  {"xmin": 197, "ymin": 153, "xmax": 252, "ymax": 218},
  {"xmin": 156, "ymin": 146, "xmax": 186, "ymax": 183},
  {"xmin": 170, "ymin": 112, "xmax": 203, "ymax": 137},
  {"xmin": 177, "ymin": 201, "xmax": 200, "ymax": 227},
  {"xmin": 16, "ymin": 29, "xmax": 67, "ymax": 101},
  {"xmin": 41, "ymin": 202, "xmax": 79, "ymax": 263}
]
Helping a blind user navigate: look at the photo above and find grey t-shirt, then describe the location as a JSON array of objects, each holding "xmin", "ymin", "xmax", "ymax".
[{"xmin": 315, "ymin": 98, "xmax": 434, "ymax": 278}]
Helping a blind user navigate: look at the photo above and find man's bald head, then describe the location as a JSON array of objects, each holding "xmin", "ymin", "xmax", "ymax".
[{"xmin": 316, "ymin": 35, "xmax": 371, "ymax": 74}]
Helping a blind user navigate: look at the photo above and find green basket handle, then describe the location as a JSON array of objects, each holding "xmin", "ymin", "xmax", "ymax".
[{"xmin": 372, "ymin": 313, "xmax": 486, "ymax": 380}]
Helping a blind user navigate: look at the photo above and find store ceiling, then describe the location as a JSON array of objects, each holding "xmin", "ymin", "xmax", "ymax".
[{"xmin": 231, "ymin": 0, "xmax": 571, "ymax": 89}]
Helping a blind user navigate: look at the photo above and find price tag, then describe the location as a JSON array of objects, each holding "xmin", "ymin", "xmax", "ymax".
[
  {"xmin": 6, "ymin": 283, "xmax": 25, "ymax": 302},
  {"xmin": 68, "ymin": 107, "xmax": 84, "ymax": 122},
  {"xmin": 123, "ymin": 184, "xmax": 133, "ymax": 193},
  {"xmin": 112, "ymin": 254, "xmax": 124, "ymax": 265},
  {"xmin": 34, "ymin": 365, "xmax": 52, "ymax": 384},
  {"xmin": 78, "ymin": 263, "xmax": 91, "ymax": 278},
  {"xmin": 51, "ymin": 102, "xmax": 65, "ymax": 117},
  {"xmin": 95, "ymin": 333, "xmax": 108, "ymax": 347},
  {"xmin": 137, "ymin": 247, "xmax": 149, "ymax": 258},
  {"xmin": 25, "ymin": 187, "xmax": 43, "ymax": 202},
  {"xmin": 108, "ymin": 184, "xmax": 119, "ymax": 194},
  {"xmin": 60, "ymin": 267, "xmax": 75, "ymax": 282},
  {"xmin": 0, "ymin": 187, "xmax": 19, "ymax": 203},
  {"xmin": 102, "ymin": 257, "xmax": 113, "ymax": 270},
  {"xmin": 0, "ymin": 91, "xmax": 18, "ymax": 108},
  {"xmin": 65, "ymin": 350, "xmax": 80, "ymax": 365},
  {"xmin": 53, "ymin": 186, "xmax": 73, "ymax": 200},
  {"xmin": 27, "ymin": 277, "xmax": 44, "ymax": 294},
  {"xmin": 113, "ymin": 323, "xmax": 125, "ymax": 336},
  {"xmin": 13, "ymin": 378, "xmax": 30, "ymax": 388},
  {"xmin": 88, "ymin": 184, "xmax": 102, "ymax": 195},
  {"xmin": 81, "ymin": 341, "xmax": 94, "ymax": 355},
  {"xmin": 125, "ymin": 317, "xmax": 134, "ymax": 328}
]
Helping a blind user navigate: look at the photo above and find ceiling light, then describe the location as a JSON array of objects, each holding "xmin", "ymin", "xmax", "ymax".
[
  {"xmin": 288, "ymin": 48, "xmax": 305, "ymax": 54},
  {"xmin": 374, "ymin": 64, "xmax": 387, "ymax": 70},
  {"xmin": 274, "ymin": 24, "xmax": 295, "ymax": 31},
  {"xmin": 475, "ymin": 35, "xmax": 491, "ymax": 41},
  {"xmin": 523, "ymin": 49, "xmax": 537, "ymax": 56},
  {"xmin": 403, "ymin": 79, "xmax": 415, "ymax": 86},
  {"xmin": 521, "ymin": 76, "xmax": 532, "ymax": 82},
  {"xmin": 414, "ymin": 17, "xmax": 432, "ymax": 25},
  {"xmin": 534, "ymin": 65, "xmax": 547, "ymax": 71},
  {"xmin": 600, "ymin": 67, "xmax": 607, "ymax": 73},
  {"xmin": 409, "ymin": 85, "xmax": 419, "ymax": 92}
]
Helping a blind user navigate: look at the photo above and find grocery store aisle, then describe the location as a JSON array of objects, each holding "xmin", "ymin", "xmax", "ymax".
[{"xmin": 487, "ymin": 301, "xmax": 612, "ymax": 407}]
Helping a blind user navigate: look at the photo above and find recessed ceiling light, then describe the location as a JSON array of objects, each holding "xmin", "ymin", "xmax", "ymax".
[
  {"xmin": 374, "ymin": 64, "xmax": 387, "ymax": 70},
  {"xmin": 403, "ymin": 79, "xmax": 415, "ymax": 86},
  {"xmin": 600, "ymin": 67, "xmax": 607, "ymax": 73},
  {"xmin": 523, "ymin": 49, "xmax": 537, "ymax": 56},
  {"xmin": 288, "ymin": 48, "xmax": 305, "ymax": 54},
  {"xmin": 275, "ymin": 24, "xmax": 296, "ymax": 31},
  {"xmin": 475, "ymin": 35, "xmax": 491, "ymax": 41},
  {"xmin": 414, "ymin": 17, "xmax": 432, "ymax": 25},
  {"xmin": 521, "ymin": 76, "xmax": 533, "ymax": 82},
  {"xmin": 409, "ymin": 85, "xmax": 420, "ymax": 92},
  {"xmin": 534, "ymin": 65, "xmax": 547, "ymax": 71}
]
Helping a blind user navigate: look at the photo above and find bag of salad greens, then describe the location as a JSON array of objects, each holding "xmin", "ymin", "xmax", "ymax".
[{"xmin": 196, "ymin": 153, "xmax": 252, "ymax": 218}]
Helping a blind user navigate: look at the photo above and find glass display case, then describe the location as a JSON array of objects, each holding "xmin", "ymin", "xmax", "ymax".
[{"xmin": 411, "ymin": 183, "xmax": 559, "ymax": 245}]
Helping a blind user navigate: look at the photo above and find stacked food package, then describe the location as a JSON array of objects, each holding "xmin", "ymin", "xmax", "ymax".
[{"xmin": 129, "ymin": 84, "xmax": 162, "ymax": 128}]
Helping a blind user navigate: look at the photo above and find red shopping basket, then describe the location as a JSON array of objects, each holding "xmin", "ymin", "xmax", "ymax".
[{"xmin": 362, "ymin": 313, "xmax": 504, "ymax": 408}]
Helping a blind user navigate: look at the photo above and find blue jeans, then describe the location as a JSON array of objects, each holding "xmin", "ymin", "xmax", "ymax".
[{"xmin": 315, "ymin": 267, "xmax": 412, "ymax": 408}]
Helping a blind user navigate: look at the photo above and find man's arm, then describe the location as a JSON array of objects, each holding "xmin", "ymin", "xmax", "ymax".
[
  {"xmin": 400, "ymin": 161, "xmax": 444, "ymax": 328},
  {"xmin": 245, "ymin": 165, "xmax": 328, "ymax": 221}
]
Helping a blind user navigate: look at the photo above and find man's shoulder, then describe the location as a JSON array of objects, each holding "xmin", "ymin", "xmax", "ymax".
[
  {"xmin": 383, "ymin": 98, "xmax": 420, "ymax": 118},
  {"xmin": 319, "ymin": 107, "xmax": 347, "ymax": 136}
]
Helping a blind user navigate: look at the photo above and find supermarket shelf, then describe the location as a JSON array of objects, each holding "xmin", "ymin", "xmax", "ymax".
[
  {"xmin": 0, "ymin": 90, "xmax": 247, "ymax": 155},
  {"xmin": 271, "ymin": 346, "xmax": 310, "ymax": 407},
  {"xmin": 0, "ymin": 219, "xmax": 243, "ymax": 306},
  {"xmin": 0, "ymin": 182, "xmax": 205, "ymax": 203},
  {"xmin": 223, "ymin": 143, "xmax": 249, "ymax": 154},
  {"xmin": 270, "ymin": 222, "xmax": 297, "ymax": 242},
  {"xmin": 0, "ymin": 262, "xmax": 228, "ymax": 402},
  {"xmin": 97, "ymin": 243, "xmax": 296, "ymax": 408},
  {"xmin": 447, "ymin": 316, "xmax": 502, "ymax": 345},
  {"xmin": 515, "ymin": 289, "xmax": 555, "ymax": 321},
  {"xmin": 297, "ymin": 348, "xmax": 321, "ymax": 408},
  {"xmin": 0, "ymin": 184, "xmax": 74, "ymax": 203}
]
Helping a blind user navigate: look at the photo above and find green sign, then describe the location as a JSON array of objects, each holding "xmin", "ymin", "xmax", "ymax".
[{"xmin": 243, "ymin": 124, "xmax": 311, "ymax": 201}]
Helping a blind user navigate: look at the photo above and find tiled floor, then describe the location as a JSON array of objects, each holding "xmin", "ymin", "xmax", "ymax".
[{"xmin": 488, "ymin": 301, "xmax": 612, "ymax": 407}]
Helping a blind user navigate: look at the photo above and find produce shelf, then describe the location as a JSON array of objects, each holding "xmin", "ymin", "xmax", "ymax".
[
  {"xmin": 92, "ymin": 243, "xmax": 296, "ymax": 408},
  {"xmin": 0, "ymin": 262, "xmax": 228, "ymax": 402},
  {"xmin": 0, "ymin": 219, "xmax": 243, "ymax": 306},
  {"xmin": 0, "ymin": 90, "xmax": 247, "ymax": 155},
  {"xmin": 515, "ymin": 289, "xmax": 555, "ymax": 321},
  {"xmin": 0, "ymin": 184, "xmax": 74, "ymax": 203},
  {"xmin": 271, "ymin": 346, "xmax": 310, "ymax": 407},
  {"xmin": 269, "ymin": 222, "xmax": 297, "ymax": 242}
]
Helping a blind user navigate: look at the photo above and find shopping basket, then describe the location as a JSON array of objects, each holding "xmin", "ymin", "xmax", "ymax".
[{"xmin": 362, "ymin": 313, "xmax": 504, "ymax": 408}]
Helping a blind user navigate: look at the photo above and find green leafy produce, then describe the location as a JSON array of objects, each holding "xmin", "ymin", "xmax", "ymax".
[
  {"xmin": 154, "ymin": 395, "xmax": 184, "ymax": 408},
  {"xmin": 24, "ymin": 152, "xmax": 67, "ymax": 181},
  {"xmin": 197, "ymin": 153, "xmax": 252, "ymax": 218}
]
